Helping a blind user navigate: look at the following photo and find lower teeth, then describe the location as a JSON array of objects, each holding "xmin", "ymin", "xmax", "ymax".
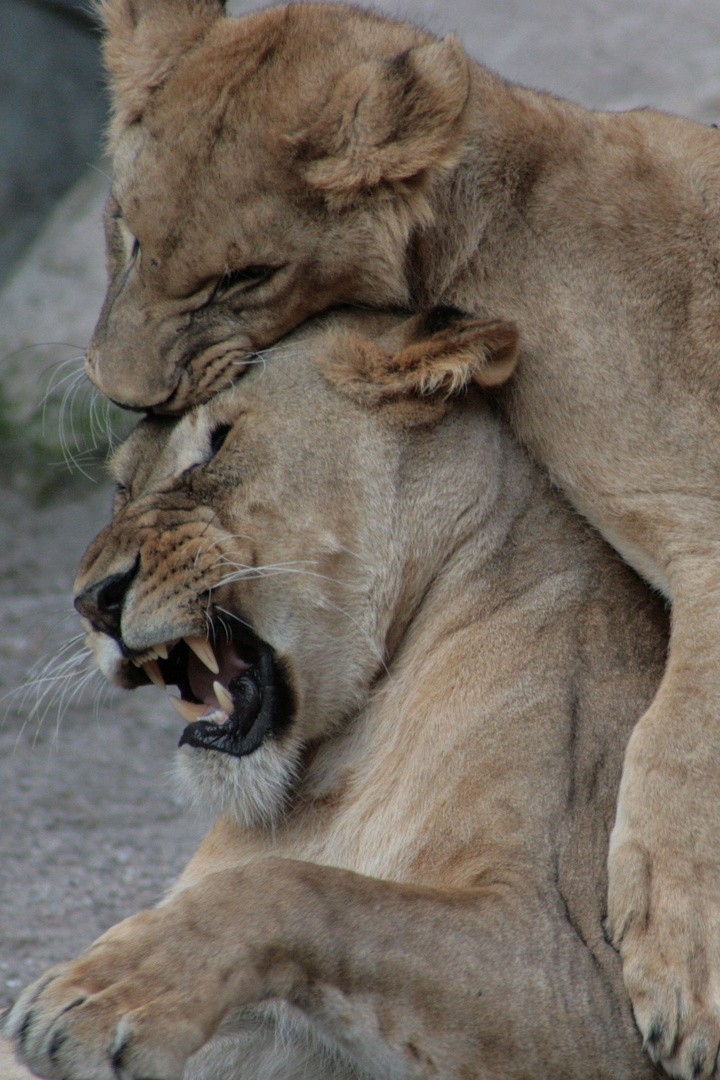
[{"xmin": 203, "ymin": 707, "xmax": 228, "ymax": 725}]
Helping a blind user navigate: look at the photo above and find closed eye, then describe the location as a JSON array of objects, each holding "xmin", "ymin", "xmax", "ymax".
[
  {"xmin": 209, "ymin": 424, "xmax": 232, "ymax": 457},
  {"xmin": 178, "ymin": 424, "xmax": 233, "ymax": 479},
  {"xmin": 111, "ymin": 200, "xmax": 140, "ymax": 266},
  {"xmin": 213, "ymin": 265, "xmax": 279, "ymax": 300}
]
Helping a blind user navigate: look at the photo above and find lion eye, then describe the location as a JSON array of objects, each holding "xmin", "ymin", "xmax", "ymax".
[
  {"xmin": 113, "ymin": 202, "xmax": 140, "ymax": 266},
  {"xmin": 213, "ymin": 265, "xmax": 279, "ymax": 299},
  {"xmin": 209, "ymin": 424, "xmax": 232, "ymax": 457}
]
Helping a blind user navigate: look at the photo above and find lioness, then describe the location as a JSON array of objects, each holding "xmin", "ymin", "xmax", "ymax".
[
  {"xmin": 86, "ymin": 3, "xmax": 720, "ymax": 1072},
  {"xmin": 8, "ymin": 310, "xmax": 666, "ymax": 1079}
]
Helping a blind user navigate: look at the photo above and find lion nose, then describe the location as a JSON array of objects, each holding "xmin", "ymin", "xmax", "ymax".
[{"xmin": 74, "ymin": 559, "xmax": 139, "ymax": 639}]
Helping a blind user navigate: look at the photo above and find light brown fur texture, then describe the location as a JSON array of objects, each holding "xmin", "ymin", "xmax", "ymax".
[
  {"xmin": 7, "ymin": 311, "xmax": 667, "ymax": 1079},
  {"xmin": 82, "ymin": 4, "xmax": 720, "ymax": 1073}
]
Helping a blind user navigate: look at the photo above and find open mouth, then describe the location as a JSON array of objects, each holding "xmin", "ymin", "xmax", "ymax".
[{"xmin": 129, "ymin": 624, "xmax": 294, "ymax": 758}]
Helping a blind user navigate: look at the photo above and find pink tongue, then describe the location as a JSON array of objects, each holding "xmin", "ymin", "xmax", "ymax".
[{"xmin": 187, "ymin": 638, "xmax": 252, "ymax": 707}]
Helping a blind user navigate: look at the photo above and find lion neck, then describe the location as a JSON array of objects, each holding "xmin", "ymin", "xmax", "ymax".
[{"xmin": 270, "ymin": 433, "xmax": 597, "ymax": 881}]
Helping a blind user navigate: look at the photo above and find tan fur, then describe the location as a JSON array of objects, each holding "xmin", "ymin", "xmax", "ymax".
[
  {"xmin": 7, "ymin": 312, "xmax": 668, "ymax": 1079},
  {"xmin": 82, "ymin": 5, "xmax": 720, "ymax": 1073},
  {"xmin": 0, "ymin": 1038, "xmax": 36, "ymax": 1080}
]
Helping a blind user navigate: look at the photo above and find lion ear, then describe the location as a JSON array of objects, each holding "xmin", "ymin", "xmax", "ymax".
[
  {"xmin": 322, "ymin": 308, "xmax": 520, "ymax": 406},
  {"xmin": 97, "ymin": 0, "xmax": 225, "ymax": 130},
  {"xmin": 291, "ymin": 36, "xmax": 471, "ymax": 201}
]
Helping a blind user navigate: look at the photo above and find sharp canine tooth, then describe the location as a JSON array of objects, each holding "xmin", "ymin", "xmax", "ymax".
[
  {"xmin": 213, "ymin": 680, "xmax": 234, "ymax": 715},
  {"xmin": 143, "ymin": 659, "xmax": 166, "ymax": 690},
  {"xmin": 169, "ymin": 696, "xmax": 207, "ymax": 723},
  {"xmin": 155, "ymin": 643, "xmax": 169, "ymax": 661},
  {"xmin": 185, "ymin": 636, "xmax": 219, "ymax": 675}
]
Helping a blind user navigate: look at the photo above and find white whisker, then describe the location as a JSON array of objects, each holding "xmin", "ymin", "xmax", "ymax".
[
  {"xmin": 207, "ymin": 561, "xmax": 389, "ymax": 678},
  {"xmin": 38, "ymin": 356, "xmax": 87, "ymax": 410},
  {"xmin": 2, "ymin": 626, "xmax": 101, "ymax": 748},
  {"xmin": 87, "ymin": 162, "xmax": 112, "ymax": 183},
  {"xmin": 211, "ymin": 605, "xmax": 256, "ymax": 636},
  {"xmin": 230, "ymin": 342, "xmax": 306, "ymax": 368}
]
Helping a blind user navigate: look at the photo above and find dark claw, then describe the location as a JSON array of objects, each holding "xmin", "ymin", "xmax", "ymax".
[
  {"xmin": 43, "ymin": 993, "xmax": 87, "ymax": 1067},
  {"xmin": 11, "ymin": 971, "xmax": 60, "ymax": 1050},
  {"xmin": 59, "ymin": 997, "xmax": 86, "ymax": 1017},
  {"xmin": 111, "ymin": 1037, "xmax": 131, "ymax": 1073},
  {"xmin": 17, "ymin": 1010, "xmax": 34, "ymax": 1053},
  {"xmin": 689, "ymin": 1037, "xmax": 719, "ymax": 1079},
  {"xmin": 48, "ymin": 1028, "xmax": 68, "ymax": 1067},
  {"xmin": 643, "ymin": 1019, "xmax": 665, "ymax": 1060}
]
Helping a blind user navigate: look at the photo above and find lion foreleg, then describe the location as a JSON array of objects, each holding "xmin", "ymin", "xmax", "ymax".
[
  {"xmin": 609, "ymin": 572, "xmax": 720, "ymax": 1080},
  {"xmin": 7, "ymin": 857, "xmax": 639, "ymax": 1080}
]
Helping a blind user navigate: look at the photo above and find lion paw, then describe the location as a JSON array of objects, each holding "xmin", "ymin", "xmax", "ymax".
[
  {"xmin": 4, "ymin": 915, "xmax": 212, "ymax": 1080},
  {"xmin": 608, "ymin": 841, "xmax": 720, "ymax": 1079}
]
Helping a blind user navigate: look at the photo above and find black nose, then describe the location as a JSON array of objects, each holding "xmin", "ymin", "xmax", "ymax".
[{"xmin": 74, "ymin": 558, "xmax": 139, "ymax": 638}]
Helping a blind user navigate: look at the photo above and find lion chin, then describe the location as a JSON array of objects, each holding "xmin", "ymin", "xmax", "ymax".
[{"xmin": 175, "ymin": 740, "xmax": 301, "ymax": 831}]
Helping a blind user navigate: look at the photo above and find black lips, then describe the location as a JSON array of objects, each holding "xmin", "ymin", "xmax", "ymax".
[{"xmin": 178, "ymin": 639, "xmax": 294, "ymax": 758}]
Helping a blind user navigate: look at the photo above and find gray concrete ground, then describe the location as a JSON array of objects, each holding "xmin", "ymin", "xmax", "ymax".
[{"xmin": 1, "ymin": 0, "xmax": 719, "ymax": 1034}]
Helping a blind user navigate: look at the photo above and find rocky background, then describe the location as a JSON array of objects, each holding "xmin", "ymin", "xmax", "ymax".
[{"xmin": 1, "ymin": 0, "xmax": 719, "ymax": 1019}]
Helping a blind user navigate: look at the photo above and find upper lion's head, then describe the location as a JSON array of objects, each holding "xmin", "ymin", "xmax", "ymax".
[
  {"xmin": 87, "ymin": 0, "xmax": 474, "ymax": 411},
  {"xmin": 75, "ymin": 308, "xmax": 517, "ymax": 825}
]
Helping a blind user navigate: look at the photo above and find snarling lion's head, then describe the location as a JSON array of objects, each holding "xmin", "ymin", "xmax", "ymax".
[{"xmin": 76, "ymin": 309, "xmax": 518, "ymax": 824}]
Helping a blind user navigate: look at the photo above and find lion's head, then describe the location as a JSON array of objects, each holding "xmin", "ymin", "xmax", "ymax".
[
  {"xmin": 87, "ymin": 0, "xmax": 473, "ymax": 411},
  {"xmin": 75, "ymin": 309, "xmax": 518, "ymax": 824}
]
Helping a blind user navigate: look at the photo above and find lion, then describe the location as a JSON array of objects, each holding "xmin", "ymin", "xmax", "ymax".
[
  {"xmin": 83, "ymin": 3, "xmax": 720, "ymax": 1072},
  {"xmin": 7, "ymin": 309, "xmax": 668, "ymax": 1079}
]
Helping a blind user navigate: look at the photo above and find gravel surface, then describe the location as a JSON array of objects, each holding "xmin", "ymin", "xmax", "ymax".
[
  {"xmin": 0, "ymin": 485, "xmax": 205, "ymax": 1010},
  {"xmin": 1, "ymin": 0, "xmax": 719, "ymax": 1031}
]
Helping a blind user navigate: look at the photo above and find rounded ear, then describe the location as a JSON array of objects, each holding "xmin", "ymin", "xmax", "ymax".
[
  {"xmin": 321, "ymin": 308, "xmax": 520, "ymax": 406},
  {"xmin": 290, "ymin": 36, "xmax": 471, "ymax": 202},
  {"xmin": 97, "ymin": 0, "xmax": 226, "ymax": 131}
]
